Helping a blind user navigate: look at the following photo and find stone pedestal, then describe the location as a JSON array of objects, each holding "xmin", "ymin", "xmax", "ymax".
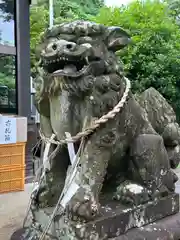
[
  {"xmin": 112, "ymin": 212, "xmax": 180, "ymax": 240},
  {"xmin": 17, "ymin": 193, "xmax": 179, "ymax": 240},
  {"xmin": 81, "ymin": 193, "xmax": 179, "ymax": 239},
  {"xmin": 11, "ymin": 211, "xmax": 180, "ymax": 240}
]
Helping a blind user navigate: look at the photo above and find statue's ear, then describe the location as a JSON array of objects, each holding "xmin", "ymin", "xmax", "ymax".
[{"xmin": 106, "ymin": 26, "xmax": 131, "ymax": 52}]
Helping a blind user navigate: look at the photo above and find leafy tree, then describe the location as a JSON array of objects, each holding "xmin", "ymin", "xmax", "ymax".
[
  {"xmin": 166, "ymin": 0, "xmax": 180, "ymax": 25},
  {"xmin": 30, "ymin": 5, "xmax": 49, "ymax": 69},
  {"xmin": 0, "ymin": 54, "xmax": 15, "ymax": 77},
  {"xmin": 0, "ymin": 0, "xmax": 14, "ymax": 21},
  {"xmin": 0, "ymin": 54, "xmax": 15, "ymax": 107},
  {"xmin": 0, "ymin": 72, "xmax": 15, "ymax": 89},
  {"xmin": 34, "ymin": 0, "xmax": 104, "ymax": 18},
  {"xmin": 93, "ymin": 0, "xmax": 180, "ymax": 119},
  {"xmin": 0, "ymin": 71, "xmax": 16, "ymax": 107}
]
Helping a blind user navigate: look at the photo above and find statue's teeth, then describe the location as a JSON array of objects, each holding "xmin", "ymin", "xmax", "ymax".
[{"xmin": 85, "ymin": 57, "xmax": 89, "ymax": 64}]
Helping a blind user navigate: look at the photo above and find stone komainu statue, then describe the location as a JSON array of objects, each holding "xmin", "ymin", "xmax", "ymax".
[{"xmin": 25, "ymin": 21, "xmax": 180, "ymax": 239}]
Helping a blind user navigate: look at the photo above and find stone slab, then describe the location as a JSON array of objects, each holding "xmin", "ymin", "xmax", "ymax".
[
  {"xmin": 11, "ymin": 228, "xmax": 25, "ymax": 240},
  {"xmin": 13, "ymin": 194, "xmax": 179, "ymax": 240},
  {"xmin": 111, "ymin": 211, "xmax": 180, "ymax": 240},
  {"xmin": 11, "ymin": 212, "xmax": 180, "ymax": 240},
  {"xmin": 83, "ymin": 193, "xmax": 179, "ymax": 239}
]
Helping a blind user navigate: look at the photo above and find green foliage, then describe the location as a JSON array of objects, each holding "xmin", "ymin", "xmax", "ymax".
[
  {"xmin": 93, "ymin": 0, "xmax": 180, "ymax": 119},
  {"xmin": 0, "ymin": 72, "xmax": 15, "ymax": 89},
  {"xmin": 166, "ymin": 0, "xmax": 180, "ymax": 25},
  {"xmin": 0, "ymin": 55, "xmax": 15, "ymax": 90},
  {"xmin": 54, "ymin": 0, "xmax": 103, "ymax": 20},
  {"xmin": 30, "ymin": 6, "xmax": 49, "ymax": 68},
  {"xmin": 35, "ymin": 0, "xmax": 104, "ymax": 18},
  {"xmin": 0, "ymin": 0, "xmax": 14, "ymax": 21}
]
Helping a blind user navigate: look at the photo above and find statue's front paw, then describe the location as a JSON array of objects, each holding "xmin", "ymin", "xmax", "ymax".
[
  {"xmin": 38, "ymin": 190, "xmax": 50, "ymax": 208},
  {"xmin": 32, "ymin": 184, "xmax": 51, "ymax": 208},
  {"xmin": 67, "ymin": 188, "xmax": 99, "ymax": 221},
  {"xmin": 113, "ymin": 180, "xmax": 150, "ymax": 206}
]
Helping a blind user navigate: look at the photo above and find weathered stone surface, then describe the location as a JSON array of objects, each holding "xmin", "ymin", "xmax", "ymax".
[
  {"xmin": 16, "ymin": 194, "xmax": 179, "ymax": 239},
  {"xmin": 23, "ymin": 21, "xmax": 180, "ymax": 239},
  {"xmin": 137, "ymin": 87, "xmax": 180, "ymax": 170},
  {"xmin": 137, "ymin": 87, "xmax": 177, "ymax": 134},
  {"xmin": 11, "ymin": 228, "xmax": 25, "ymax": 240},
  {"xmin": 111, "ymin": 211, "xmax": 180, "ymax": 240},
  {"xmin": 72, "ymin": 193, "xmax": 179, "ymax": 239},
  {"xmin": 12, "ymin": 208, "xmax": 180, "ymax": 240}
]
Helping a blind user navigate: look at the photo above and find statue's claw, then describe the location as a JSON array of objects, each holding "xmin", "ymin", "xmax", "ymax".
[{"xmin": 66, "ymin": 188, "xmax": 99, "ymax": 221}]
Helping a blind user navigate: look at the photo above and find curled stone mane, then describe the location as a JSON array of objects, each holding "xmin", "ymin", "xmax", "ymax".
[{"xmin": 41, "ymin": 20, "xmax": 107, "ymax": 41}]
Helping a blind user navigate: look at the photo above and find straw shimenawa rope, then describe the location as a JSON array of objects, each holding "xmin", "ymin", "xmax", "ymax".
[{"xmin": 39, "ymin": 77, "xmax": 131, "ymax": 145}]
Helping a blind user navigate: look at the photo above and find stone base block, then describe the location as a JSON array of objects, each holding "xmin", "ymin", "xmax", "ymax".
[
  {"xmin": 83, "ymin": 193, "xmax": 179, "ymax": 239},
  {"xmin": 11, "ymin": 212, "xmax": 180, "ymax": 240},
  {"xmin": 111, "ymin": 211, "xmax": 180, "ymax": 239},
  {"xmin": 16, "ymin": 193, "xmax": 179, "ymax": 239}
]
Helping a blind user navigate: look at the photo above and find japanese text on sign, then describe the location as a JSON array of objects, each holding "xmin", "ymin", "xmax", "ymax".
[{"xmin": 0, "ymin": 117, "xmax": 17, "ymax": 144}]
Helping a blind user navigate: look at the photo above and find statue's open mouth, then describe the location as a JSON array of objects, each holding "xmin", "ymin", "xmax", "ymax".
[{"xmin": 43, "ymin": 56, "xmax": 100, "ymax": 77}]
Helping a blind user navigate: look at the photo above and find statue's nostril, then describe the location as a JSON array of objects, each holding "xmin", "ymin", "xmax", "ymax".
[{"xmin": 52, "ymin": 43, "xmax": 57, "ymax": 50}]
